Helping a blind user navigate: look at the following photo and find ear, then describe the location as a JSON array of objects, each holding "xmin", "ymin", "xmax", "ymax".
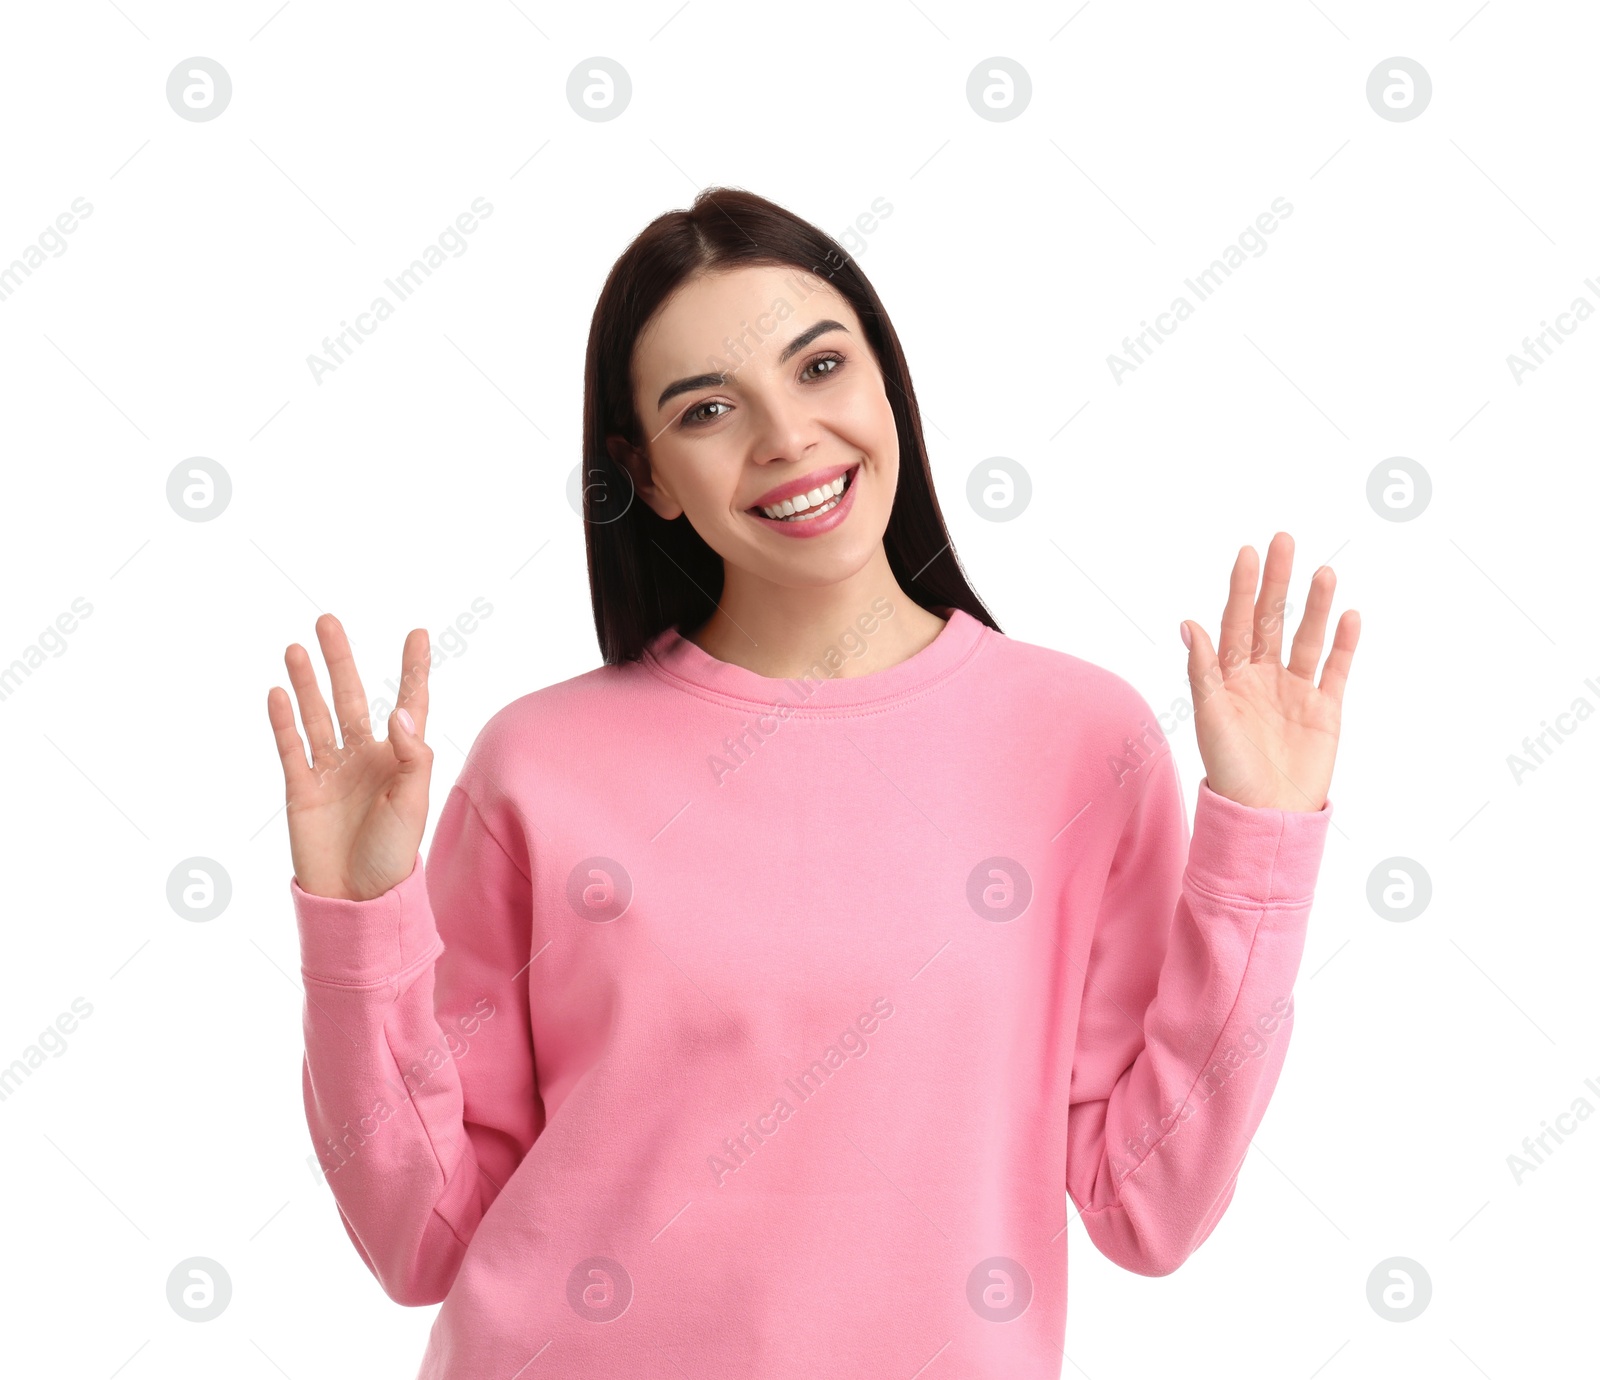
[{"xmin": 606, "ymin": 434, "xmax": 684, "ymax": 521}]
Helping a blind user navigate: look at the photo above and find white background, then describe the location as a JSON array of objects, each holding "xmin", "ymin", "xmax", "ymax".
[{"xmin": 1, "ymin": 1, "xmax": 1595, "ymax": 1376}]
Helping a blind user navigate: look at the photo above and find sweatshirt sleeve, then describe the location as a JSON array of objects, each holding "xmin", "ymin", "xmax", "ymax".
[
  {"xmin": 1065, "ymin": 742, "xmax": 1332, "ymax": 1277},
  {"xmin": 290, "ymin": 782, "xmax": 542, "ymax": 1306}
]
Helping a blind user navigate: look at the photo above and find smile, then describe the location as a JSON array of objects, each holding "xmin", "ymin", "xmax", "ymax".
[{"xmin": 750, "ymin": 465, "xmax": 857, "ymax": 522}]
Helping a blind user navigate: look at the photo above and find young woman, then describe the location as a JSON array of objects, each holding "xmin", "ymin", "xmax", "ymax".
[{"xmin": 268, "ymin": 187, "xmax": 1358, "ymax": 1380}]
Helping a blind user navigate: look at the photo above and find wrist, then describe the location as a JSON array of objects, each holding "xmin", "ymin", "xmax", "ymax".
[{"xmin": 1202, "ymin": 776, "xmax": 1326, "ymax": 812}]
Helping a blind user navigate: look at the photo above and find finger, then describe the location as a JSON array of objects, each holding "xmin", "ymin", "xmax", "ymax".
[
  {"xmin": 285, "ymin": 639, "xmax": 339, "ymax": 766},
  {"xmin": 1181, "ymin": 618, "xmax": 1224, "ymax": 713},
  {"xmin": 315, "ymin": 613, "xmax": 372, "ymax": 748},
  {"xmin": 394, "ymin": 627, "xmax": 431, "ymax": 740},
  {"xmin": 1287, "ymin": 565, "xmax": 1335, "ymax": 681},
  {"xmin": 1317, "ymin": 608, "xmax": 1361, "ymax": 706},
  {"xmin": 1252, "ymin": 532, "xmax": 1295, "ymax": 665},
  {"xmin": 385, "ymin": 703, "xmax": 434, "ymax": 820},
  {"xmin": 1216, "ymin": 545, "xmax": 1258, "ymax": 682},
  {"xmin": 266, "ymin": 685, "xmax": 314, "ymax": 794},
  {"xmin": 386, "ymin": 703, "xmax": 432, "ymax": 770}
]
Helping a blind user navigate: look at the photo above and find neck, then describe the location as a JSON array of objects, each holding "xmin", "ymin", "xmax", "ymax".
[{"xmin": 683, "ymin": 550, "xmax": 948, "ymax": 681}]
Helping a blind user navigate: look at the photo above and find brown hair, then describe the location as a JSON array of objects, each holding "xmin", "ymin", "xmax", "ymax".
[{"xmin": 581, "ymin": 186, "xmax": 1000, "ymax": 664}]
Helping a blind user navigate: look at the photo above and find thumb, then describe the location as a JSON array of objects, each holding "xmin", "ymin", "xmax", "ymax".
[
  {"xmin": 385, "ymin": 706, "xmax": 433, "ymax": 839},
  {"xmin": 387, "ymin": 704, "xmax": 432, "ymax": 774},
  {"xmin": 1180, "ymin": 619, "xmax": 1222, "ymax": 715}
]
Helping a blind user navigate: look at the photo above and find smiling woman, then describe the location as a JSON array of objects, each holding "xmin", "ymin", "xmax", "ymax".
[
  {"xmin": 272, "ymin": 185, "xmax": 1356, "ymax": 1380},
  {"xmin": 582, "ymin": 188, "xmax": 999, "ymax": 676}
]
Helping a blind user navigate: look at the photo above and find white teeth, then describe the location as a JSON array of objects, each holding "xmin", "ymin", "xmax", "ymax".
[{"xmin": 758, "ymin": 472, "xmax": 849, "ymax": 520}]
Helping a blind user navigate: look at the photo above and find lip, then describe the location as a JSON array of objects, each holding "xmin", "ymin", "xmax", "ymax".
[
  {"xmin": 747, "ymin": 461, "xmax": 858, "ymax": 512},
  {"xmin": 747, "ymin": 462, "xmax": 860, "ymax": 539}
]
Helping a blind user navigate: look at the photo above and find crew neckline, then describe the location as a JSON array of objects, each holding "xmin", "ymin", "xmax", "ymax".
[{"xmin": 640, "ymin": 605, "xmax": 988, "ymax": 715}]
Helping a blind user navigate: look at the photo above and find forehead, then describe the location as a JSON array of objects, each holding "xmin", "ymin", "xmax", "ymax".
[{"xmin": 634, "ymin": 264, "xmax": 857, "ymax": 373}]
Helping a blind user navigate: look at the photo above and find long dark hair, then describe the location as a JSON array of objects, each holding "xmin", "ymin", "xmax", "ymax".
[{"xmin": 580, "ymin": 186, "xmax": 1001, "ymax": 665}]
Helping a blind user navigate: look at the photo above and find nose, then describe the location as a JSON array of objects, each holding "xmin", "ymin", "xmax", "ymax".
[{"xmin": 744, "ymin": 379, "xmax": 824, "ymax": 467}]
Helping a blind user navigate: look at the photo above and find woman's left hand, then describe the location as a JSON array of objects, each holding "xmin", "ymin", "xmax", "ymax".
[{"xmin": 1178, "ymin": 532, "xmax": 1359, "ymax": 813}]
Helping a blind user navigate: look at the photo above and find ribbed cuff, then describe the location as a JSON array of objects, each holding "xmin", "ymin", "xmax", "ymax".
[
  {"xmin": 1184, "ymin": 777, "xmax": 1332, "ymax": 903},
  {"xmin": 289, "ymin": 853, "xmax": 437, "ymax": 986}
]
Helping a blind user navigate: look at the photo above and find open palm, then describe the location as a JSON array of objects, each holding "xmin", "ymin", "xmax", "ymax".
[
  {"xmin": 1179, "ymin": 533, "xmax": 1359, "ymax": 813},
  {"xmin": 266, "ymin": 614, "xmax": 434, "ymax": 901}
]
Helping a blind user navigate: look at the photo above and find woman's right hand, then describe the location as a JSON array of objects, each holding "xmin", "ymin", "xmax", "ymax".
[{"xmin": 267, "ymin": 613, "xmax": 433, "ymax": 902}]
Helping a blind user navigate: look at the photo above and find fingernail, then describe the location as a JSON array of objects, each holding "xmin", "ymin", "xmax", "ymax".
[
  {"xmin": 1179, "ymin": 622, "xmax": 1192, "ymax": 649},
  {"xmin": 397, "ymin": 707, "xmax": 415, "ymax": 735}
]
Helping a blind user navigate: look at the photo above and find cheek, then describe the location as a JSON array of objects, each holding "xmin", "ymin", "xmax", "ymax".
[
  {"xmin": 832, "ymin": 375, "xmax": 898, "ymax": 447},
  {"xmin": 660, "ymin": 446, "xmax": 742, "ymax": 513}
]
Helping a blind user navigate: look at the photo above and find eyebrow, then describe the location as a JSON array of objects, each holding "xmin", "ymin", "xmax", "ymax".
[{"xmin": 654, "ymin": 319, "xmax": 849, "ymax": 413}]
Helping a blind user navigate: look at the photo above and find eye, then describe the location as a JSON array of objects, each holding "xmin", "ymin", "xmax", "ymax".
[
  {"xmin": 802, "ymin": 351, "xmax": 846, "ymax": 380},
  {"xmin": 681, "ymin": 399, "xmax": 731, "ymax": 427},
  {"xmin": 677, "ymin": 351, "xmax": 848, "ymax": 429}
]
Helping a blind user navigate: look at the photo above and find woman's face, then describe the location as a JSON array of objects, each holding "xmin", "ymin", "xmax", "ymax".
[{"xmin": 610, "ymin": 263, "xmax": 899, "ymax": 589}]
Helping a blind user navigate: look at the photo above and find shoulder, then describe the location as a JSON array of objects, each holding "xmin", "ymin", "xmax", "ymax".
[
  {"xmin": 979, "ymin": 622, "xmax": 1169, "ymax": 738},
  {"xmin": 444, "ymin": 656, "xmax": 653, "ymax": 813},
  {"xmin": 978, "ymin": 623, "xmax": 1185, "ymax": 814},
  {"xmin": 473, "ymin": 655, "xmax": 653, "ymax": 753}
]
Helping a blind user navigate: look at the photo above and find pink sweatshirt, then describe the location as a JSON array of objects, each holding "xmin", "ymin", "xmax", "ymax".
[{"xmin": 290, "ymin": 604, "xmax": 1332, "ymax": 1378}]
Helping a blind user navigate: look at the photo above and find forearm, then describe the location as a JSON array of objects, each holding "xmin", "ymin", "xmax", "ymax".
[
  {"xmin": 296, "ymin": 855, "xmax": 486, "ymax": 1306},
  {"xmin": 1069, "ymin": 779, "xmax": 1329, "ymax": 1274}
]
